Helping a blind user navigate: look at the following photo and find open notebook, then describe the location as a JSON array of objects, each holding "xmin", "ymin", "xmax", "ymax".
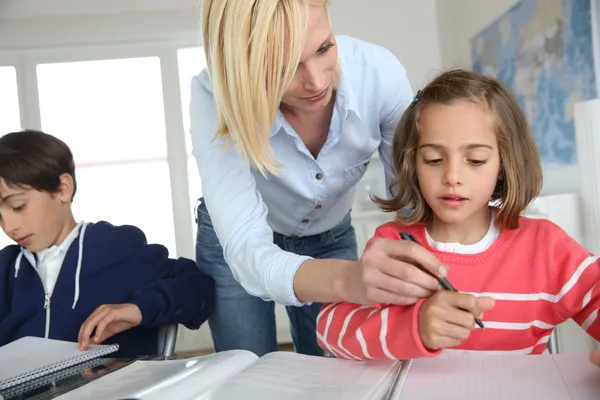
[
  {"xmin": 0, "ymin": 336, "xmax": 119, "ymax": 392},
  {"xmin": 56, "ymin": 351, "xmax": 600, "ymax": 400},
  {"xmin": 55, "ymin": 350, "xmax": 402, "ymax": 400}
]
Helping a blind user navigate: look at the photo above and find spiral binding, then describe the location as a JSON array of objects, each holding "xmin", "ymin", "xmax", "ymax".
[
  {"xmin": 0, "ymin": 357, "xmax": 115, "ymax": 399},
  {"xmin": 0, "ymin": 343, "xmax": 119, "ymax": 391},
  {"xmin": 385, "ymin": 359, "xmax": 413, "ymax": 400}
]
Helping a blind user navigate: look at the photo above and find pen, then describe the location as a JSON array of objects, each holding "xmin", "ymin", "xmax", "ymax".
[{"xmin": 399, "ymin": 232, "xmax": 485, "ymax": 329}]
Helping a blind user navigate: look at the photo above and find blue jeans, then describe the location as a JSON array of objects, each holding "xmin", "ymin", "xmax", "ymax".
[{"xmin": 195, "ymin": 199, "xmax": 358, "ymax": 357}]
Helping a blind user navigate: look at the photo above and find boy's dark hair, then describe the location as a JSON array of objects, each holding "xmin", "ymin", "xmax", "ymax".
[
  {"xmin": 0, "ymin": 130, "xmax": 77, "ymax": 199},
  {"xmin": 374, "ymin": 69, "xmax": 543, "ymax": 230}
]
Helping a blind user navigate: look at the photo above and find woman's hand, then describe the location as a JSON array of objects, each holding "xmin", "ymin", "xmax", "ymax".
[
  {"xmin": 78, "ymin": 303, "xmax": 143, "ymax": 351},
  {"xmin": 343, "ymin": 237, "xmax": 446, "ymax": 305}
]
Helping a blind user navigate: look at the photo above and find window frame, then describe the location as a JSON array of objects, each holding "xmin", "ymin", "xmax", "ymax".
[{"xmin": 0, "ymin": 38, "xmax": 202, "ymax": 259}]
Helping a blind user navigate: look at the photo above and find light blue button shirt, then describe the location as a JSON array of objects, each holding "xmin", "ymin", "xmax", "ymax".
[{"xmin": 190, "ymin": 35, "xmax": 413, "ymax": 306}]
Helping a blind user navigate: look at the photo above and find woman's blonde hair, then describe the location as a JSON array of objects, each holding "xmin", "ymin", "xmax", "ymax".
[
  {"xmin": 202, "ymin": 0, "xmax": 337, "ymax": 176},
  {"xmin": 374, "ymin": 69, "xmax": 543, "ymax": 230}
]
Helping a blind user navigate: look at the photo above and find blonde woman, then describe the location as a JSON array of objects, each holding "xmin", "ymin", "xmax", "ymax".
[{"xmin": 190, "ymin": 0, "xmax": 446, "ymax": 356}]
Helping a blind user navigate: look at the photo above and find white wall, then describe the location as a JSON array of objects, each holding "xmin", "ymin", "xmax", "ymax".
[
  {"xmin": 0, "ymin": 0, "xmax": 200, "ymax": 18},
  {"xmin": 435, "ymin": 0, "xmax": 583, "ymax": 196},
  {"xmin": 330, "ymin": 0, "xmax": 441, "ymax": 89},
  {"xmin": 0, "ymin": 0, "xmax": 441, "ymax": 91},
  {"xmin": 435, "ymin": 0, "xmax": 518, "ymax": 69}
]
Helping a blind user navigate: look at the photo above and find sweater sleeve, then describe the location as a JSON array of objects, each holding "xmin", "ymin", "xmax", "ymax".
[
  {"xmin": 107, "ymin": 228, "xmax": 215, "ymax": 330},
  {"xmin": 129, "ymin": 248, "xmax": 215, "ymax": 330},
  {"xmin": 316, "ymin": 224, "xmax": 440, "ymax": 360},
  {"xmin": 552, "ymin": 229, "xmax": 600, "ymax": 342},
  {"xmin": 0, "ymin": 247, "xmax": 14, "ymax": 323}
]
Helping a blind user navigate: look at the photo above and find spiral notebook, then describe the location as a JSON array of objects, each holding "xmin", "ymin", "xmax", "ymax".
[
  {"xmin": 0, "ymin": 357, "xmax": 112, "ymax": 399},
  {"xmin": 0, "ymin": 336, "xmax": 119, "ymax": 391}
]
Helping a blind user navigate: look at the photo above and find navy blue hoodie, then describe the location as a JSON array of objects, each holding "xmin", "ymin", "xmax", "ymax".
[{"xmin": 0, "ymin": 221, "xmax": 215, "ymax": 357}]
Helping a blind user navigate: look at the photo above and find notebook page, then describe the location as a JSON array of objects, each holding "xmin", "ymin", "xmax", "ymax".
[
  {"xmin": 203, "ymin": 352, "xmax": 400, "ymax": 400},
  {"xmin": 398, "ymin": 353, "xmax": 572, "ymax": 400},
  {"xmin": 56, "ymin": 350, "xmax": 258, "ymax": 400},
  {"xmin": 553, "ymin": 354, "xmax": 600, "ymax": 400},
  {"xmin": 0, "ymin": 337, "xmax": 116, "ymax": 387}
]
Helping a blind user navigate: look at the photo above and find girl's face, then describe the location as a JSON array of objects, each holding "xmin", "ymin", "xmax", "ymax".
[
  {"xmin": 281, "ymin": 5, "xmax": 338, "ymax": 113},
  {"xmin": 415, "ymin": 100, "xmax": 501, "ymax": 227}
]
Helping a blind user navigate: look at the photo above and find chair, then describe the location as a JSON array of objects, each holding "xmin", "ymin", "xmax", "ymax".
[
  {"xmin": 157, "ymin": 324, "xmax": 179, "ymax": 358},
  {"xmin": 547, "ymin": 328, "xmax": 560, "ymax": 354}
]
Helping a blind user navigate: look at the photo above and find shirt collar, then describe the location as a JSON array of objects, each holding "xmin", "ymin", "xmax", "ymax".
[
  {"xmin": 335, "ymin": 66, "xmax": 362, "ymax": 121},
  {"xmin": 56, "ymin": 221, "xmax": 84, "ymax": 253},
  {"xmin": 26, "ymin": 221, "xmax": 83, "ymax": 261},
  {"xmin": 425, "ymin": 212, "xmax": 498, "ymax": 253}
]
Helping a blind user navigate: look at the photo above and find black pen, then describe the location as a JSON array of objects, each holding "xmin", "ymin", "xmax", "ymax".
[{"xmin": 399, "ymin": 232, "xmax": 485, "ymax": 329}]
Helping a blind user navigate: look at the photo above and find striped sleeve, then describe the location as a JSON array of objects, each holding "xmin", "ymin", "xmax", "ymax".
[
  {"xmin": 553, "ymin": 232, "xmax": 600, "ymax": 341},
  {"xmin": 316, "ymin": 225, "xmax": 440, "ymax": 360},
  {"xmin": 316, "ymin": 300, "xmax": 439, "ymax": 360}
]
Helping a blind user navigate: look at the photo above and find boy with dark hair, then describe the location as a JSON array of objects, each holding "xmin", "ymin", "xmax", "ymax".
[{"xmin": 0, "ymin": 130, "xmax": 215, "ymax": 357}]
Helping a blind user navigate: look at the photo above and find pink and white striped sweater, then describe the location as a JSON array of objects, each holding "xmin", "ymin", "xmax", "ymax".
[{"xmin": 317, "ymin": 217, "xmax": 600, "ymax": 360}]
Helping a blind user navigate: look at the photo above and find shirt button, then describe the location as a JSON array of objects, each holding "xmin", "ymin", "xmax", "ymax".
[
  {"xmin": 315, "ymin": 204, "xmax": 322, "ymax": 209},
  {"xmin": 302, "ymin": 219, "xmax": 309, "ymax": 223},
  {"xmin": 315, "ymin": 173, "xmax": 324, "ymax": 180}
]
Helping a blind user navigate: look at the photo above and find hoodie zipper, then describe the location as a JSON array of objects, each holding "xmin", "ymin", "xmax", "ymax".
[
  {"xmin": 31, "ymin": 266, "xmax": 52, "ymax": 339},
  {"xmin": 43, "ymin": 293, "xmax": 52, "ymax": 338}
]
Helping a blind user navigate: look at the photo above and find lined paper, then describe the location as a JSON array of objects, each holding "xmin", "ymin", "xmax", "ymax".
[
  {"xmin": 553, "ymin": 354, "xmax": 600, "ymax": 400},
  {"xmin": 203, "ymin": 352, "xmax": 400, "ymax": 400},
  {"xmin": 398, "ymin": 353, "xmax": 576, "ymax": 399}
]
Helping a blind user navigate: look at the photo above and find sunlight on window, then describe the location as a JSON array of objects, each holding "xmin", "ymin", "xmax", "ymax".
[
  {"xmin": 37, "ymin": 57, "xmax": 176, "ymax": 255},
  {"xmin": 37, "ymin": 57, "xmax": 167, "ymax": 164},
  {"xmin": 0, "ymin": 66, "xmax": 21, "ymax": 249},
  {"xmin": 0, "ymin": 66, "xmax": 20, "ymax": 136},
  {"xmin": 73, "ymin": 161, "xmax": 177, "ymax": 257},
  {"xmin": 178, "ymin": 47, "xmax": 207, "ymax": 236}
]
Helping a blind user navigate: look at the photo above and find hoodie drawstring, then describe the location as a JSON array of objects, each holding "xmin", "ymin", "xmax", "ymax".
[
  {"xmin": 71, "ymin": 222, "xmax": 88, "ymax": 309},
  {"xmin": 14, "ymin": 252, "xmax": 23, "ymax": 278},
  {"xmin": 13, "ymin": 222, "xmax": 88, "ymax": 310}
]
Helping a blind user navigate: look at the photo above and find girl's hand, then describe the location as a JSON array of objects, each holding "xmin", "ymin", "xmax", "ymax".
[{"xmin": 418, "ymin": 291, "xmax": 495, "ymax": 350}]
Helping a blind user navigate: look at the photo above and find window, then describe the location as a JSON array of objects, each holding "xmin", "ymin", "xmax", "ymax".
[
  {"xmin": 0, "ymin": 66, "xmax": 20, "ymax": 135},
  {"xmin": 0, "ymin": 66, "xmax": 21, "ymax": 249},
  {"xmin": 37, "ymin": 57, "xmax": 177, "ymax": 255},
  {"xmin": 178, "ymin": 47, "xmax": 207, "ymax": 235},
  {"xmin": 37, "ymin": 58, "xmax": 167, "ymax": 163}
]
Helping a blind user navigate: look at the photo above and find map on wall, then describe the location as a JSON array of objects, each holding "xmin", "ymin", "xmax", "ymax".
[{"xmin": 471, "ymin": 0, "xmax": 597, "ymax": 166}]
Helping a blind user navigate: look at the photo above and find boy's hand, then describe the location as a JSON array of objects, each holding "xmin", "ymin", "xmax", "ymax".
[
  {"xmin": 78, "ymin": 303, "xmax": 142, "ymax": 351},
  {"xmin": 418, "ymin": 291, "xmax": 495, "ymax": 350}
]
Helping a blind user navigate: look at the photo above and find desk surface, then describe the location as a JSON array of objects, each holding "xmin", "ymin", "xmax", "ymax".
[{"xmin": 0, "ymin": 356, "xmax": 159, "ymax": 400}]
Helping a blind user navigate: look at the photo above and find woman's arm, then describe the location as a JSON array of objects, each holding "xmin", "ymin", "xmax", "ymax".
[{"xmin": 190, "ymin": 72, "xmax": 310, "ymax": 306}]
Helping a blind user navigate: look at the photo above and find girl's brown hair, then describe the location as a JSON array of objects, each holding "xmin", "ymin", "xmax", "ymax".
[{"xmin": 374, "ymin": 69, "xmax": 542, "ymax": 229}]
